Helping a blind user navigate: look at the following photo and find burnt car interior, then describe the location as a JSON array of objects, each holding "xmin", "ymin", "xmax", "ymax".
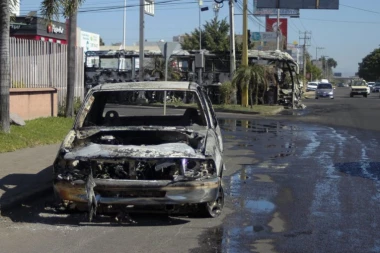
[{"xmin": 82, "ymin": 90, "xmax": 208, "ymax": 127}]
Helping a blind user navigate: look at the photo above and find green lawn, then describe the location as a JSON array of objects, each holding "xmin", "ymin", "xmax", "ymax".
[
  {"xmin": 213, "ymin": 104, "xmax": 283, "ymax": 115},
  {"xmin": 0, "ymin": 117, "xmax": 74, "ymax": 153}
]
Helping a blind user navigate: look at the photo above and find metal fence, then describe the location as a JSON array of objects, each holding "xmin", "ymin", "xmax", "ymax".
[{"xmin": 10, "ymin": 37, "xmax": 84, "ymax": 105}]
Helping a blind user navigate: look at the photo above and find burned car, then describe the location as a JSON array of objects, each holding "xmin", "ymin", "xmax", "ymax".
[{"xmin": 53, "ymin": 81, "xmax": 225, "ymax": 220}]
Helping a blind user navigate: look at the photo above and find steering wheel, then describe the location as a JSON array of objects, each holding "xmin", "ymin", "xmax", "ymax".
[{"xmin": 104, "ymin": 110, "xmax": 119, "ymax": 125}]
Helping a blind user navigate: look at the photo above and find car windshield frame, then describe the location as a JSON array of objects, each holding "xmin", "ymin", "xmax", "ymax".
[{"xmin": 75, "ymin": 88, "xmax": 211, "ymax": 129}]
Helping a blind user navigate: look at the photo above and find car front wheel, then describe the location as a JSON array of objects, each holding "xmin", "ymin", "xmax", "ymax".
[{"xmin": 200, "ymin": 185, "xmax": 224, "ymax": 218}]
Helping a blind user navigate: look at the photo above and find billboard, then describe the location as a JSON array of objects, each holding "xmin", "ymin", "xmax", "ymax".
[
  {"xmin": 266, "ymin": 18, "xmax": 288, "ymax": 39},
  {"xmin": 80, "ymin": 31, "xmax": 100, "ymax": 53},
  {"xmin": 254, "ymin": 8, "xmax": 300, "ymax": 16},
  {"xmin": 252, "ymin": 32, "xmax": 279, "ymax": 42},
  {"xmin": 256, "ymin": 0, "xmax": 339, "ymax": 10},
  {"xmin": 254, "ymin": 0, "xmax": 299, "ymax": 16}
]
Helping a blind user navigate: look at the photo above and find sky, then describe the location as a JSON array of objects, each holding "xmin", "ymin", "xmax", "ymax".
[{"xmin": 19, "ymin": 0, "xmax": 380, "ymax": 77}]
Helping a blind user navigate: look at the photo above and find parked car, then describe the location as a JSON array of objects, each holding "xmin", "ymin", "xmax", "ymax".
[
  {"xmin": 53, "ymin": 81, "xmax": 225, "ymax": 220},
  {"xmin": 315, "ymin": 82, "xmax": 334, "ymax": 99},
  {"xmin": 307, "ymin": 82, "xmax": 318, "ymax": 91},
  {"xmin": 372, "ymin": 83, "xmax": 380, "ymax": 93}
]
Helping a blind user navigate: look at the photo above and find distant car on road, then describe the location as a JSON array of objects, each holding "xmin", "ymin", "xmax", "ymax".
[
  {"xmin": 307, "ymin": 82, "xmax": 318, "ymax": 91},
  {"xmin": 315, "ymin": 82, "xmax": 334, "ymax": 99},
  {"xmin": 350, "ymin": 80, "xmax": 370, "ymax": 97},
  {"xmin": 372, "ymin": 83, "xmax": 380, "ymax": 93},
  {"xmin": 368, "ymin": 82, "xmax": 375, "ymax": 91}
]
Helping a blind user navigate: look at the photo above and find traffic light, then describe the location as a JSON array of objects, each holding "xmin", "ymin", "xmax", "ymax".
[{"xmin": 247, "ymin": 29, "xmax": 251, "ymax": 46}]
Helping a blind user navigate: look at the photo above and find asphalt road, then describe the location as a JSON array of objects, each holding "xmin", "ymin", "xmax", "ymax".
[{"xmin": 0, "ymin": 87, "xmax": 380, "ymax": 253}]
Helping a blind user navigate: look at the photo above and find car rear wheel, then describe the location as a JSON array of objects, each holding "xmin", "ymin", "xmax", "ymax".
[{"xmin": 200, "ymin": 185, "xmax": 224, "ymax": 218}]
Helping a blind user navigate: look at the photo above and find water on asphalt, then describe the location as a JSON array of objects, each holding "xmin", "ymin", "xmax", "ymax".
[{"xmin": 192, "ymin": 118, "xmax": 380, "ymax": 253}]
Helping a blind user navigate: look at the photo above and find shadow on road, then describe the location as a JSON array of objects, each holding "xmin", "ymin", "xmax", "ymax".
[
  {"xmin": 0, "ymin": 166, "xmax": 52, "ymax": 213},
  {"xmin": 1, "ymin": 189, "xmax": 190, "ymax": 227}
]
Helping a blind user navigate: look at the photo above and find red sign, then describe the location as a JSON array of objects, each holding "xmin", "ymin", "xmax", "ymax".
[{"xmin": 265, "ymin": 17, "xmax": 288, "ymax": 40}]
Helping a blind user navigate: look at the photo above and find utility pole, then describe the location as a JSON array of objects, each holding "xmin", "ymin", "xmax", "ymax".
[
  {"xmin": 241, "ymin": 0, "xmax": 248, "ymax": 106},
  {"xmin": 229, "ymin": 0, "xmax": 236, "ymax": 78},
  {"xmin": 139, "ymin": 0, "xmax": 144, "ymax": 81},
  {"xmin": 123, "ymin": 0, "xmax": 126, "ymax": 49},
  {"xmin": 276, "ymin": 8, "xmax": 280, "ymax": 50},
  {"xmin": 299, "ymin": 31, "xmax": 311, "ymax": 91}
]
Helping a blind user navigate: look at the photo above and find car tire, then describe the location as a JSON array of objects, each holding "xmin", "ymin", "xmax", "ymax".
[
  {"xmin": 364, "ymin": 94, "xmax": 367, "ymax": 98},
  {"xmin": 350, "ymin": 93, "xmax": 353, "ymax": 97},
  {"xmin": 315, "ymin": 97, "xmax": 318, "ymax": 99},
  {"xmin": 199, "ymin": 185, "xmax": 224, "ymax": 218}
]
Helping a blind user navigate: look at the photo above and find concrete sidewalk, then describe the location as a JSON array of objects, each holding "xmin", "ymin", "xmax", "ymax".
[{"xmin": 0, "ymin": 144, "xmax": 60, "ymax": 212}]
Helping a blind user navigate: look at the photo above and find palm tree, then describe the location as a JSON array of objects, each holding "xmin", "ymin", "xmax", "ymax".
[
  {"xmin": 0, "ymin": 0, "xmax": 18, "ymax": 133},
  {"xmin": 146, "ymin": 56, "xmax": 182, "ymax": 81},
  {"xmin": 232, "ymin": 64, "xmax": 267, "ymax": 107},
  {"xmin": 41, "ymin": 0, "xmax": 85, "ymax": 117}
]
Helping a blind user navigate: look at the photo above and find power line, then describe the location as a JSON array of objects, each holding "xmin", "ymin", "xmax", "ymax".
[
  {"xmin": 235, "ymin": 0, "xmax": 265, "ymax": 29},
  {"xmin": 290, "ymin": 19, "xmax": 300, "ymax": 32},
  {"xmin": 22, "ymin": 0, "xmax": 215, "ymax": 15},
  {"xmin": 340, "ymin": 3, "xmax": 380, "ymax": 15},
  {"xmin": 298, "ymin": 18, "xmax": 307, "ymax": 31},
  {"xmin": 300, "ymin": 18, "xmax": 380, "ymax": 24}
]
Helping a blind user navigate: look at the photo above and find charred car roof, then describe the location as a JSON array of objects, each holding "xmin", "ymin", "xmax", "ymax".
[{"xmin": 91, "ymin": 81, "xmax": 200, "ymax": 92}]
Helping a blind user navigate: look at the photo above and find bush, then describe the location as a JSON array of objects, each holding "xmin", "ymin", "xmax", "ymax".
[
  {"xmin": 220, "ymin": 81, "xmax": 234, "ymax": 104},
  {"xmin": 58, "ymin": 97, "xmax": 82, "ymax": 117}
]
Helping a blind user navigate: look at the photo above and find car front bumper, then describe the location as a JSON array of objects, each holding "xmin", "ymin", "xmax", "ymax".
[
  {"xmin": 54, "ymin": 177, "xmax": 220, "ymax": 205},
  {"xmin": 316, "ymin": 93, "xmax": 333, "ymax": 98}
]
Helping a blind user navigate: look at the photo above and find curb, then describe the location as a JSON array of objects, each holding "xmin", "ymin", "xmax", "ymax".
[
  {"xmin": 0, "ymin": 181, "xmax": 52, "ymax": 213},
  {"xmin": 215, "ymin": 107, "xmax": 284, "ymax": 116}
]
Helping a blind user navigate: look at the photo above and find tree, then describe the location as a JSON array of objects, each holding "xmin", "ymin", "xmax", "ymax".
[
  {"xmin": 232, "ymin": 64, "xmax": 267, "ymax": 107},
  {"xmin": 305, "ymin": 53, "xmax": 322, "ymax": 81},
  {"xmin": 358, "ymin": 48, "xmax": 380, "ymax": 81},
  {"xmin": 99, "ymin": 37, "xmax": 105, "ymax": 46},
  {"xmin": 41, "ymin": 0, "xmax": 85, "ymax": 118},
  {"xmin": 146, "ymin": 56, "xmax": 182, "ymax": 81},
  {"xmin": 0, "ymin": 0, "xmax": 18, "ymax": 133},
  {"xmin": 319, "ymin": 56, "xmax": 338, "ymax": 79},
  {"xmin": 181, "ymin": 17, "xmax": 230, "ymax": 53}
]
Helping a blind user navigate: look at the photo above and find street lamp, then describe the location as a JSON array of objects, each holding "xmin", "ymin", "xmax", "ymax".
[
  {"xmin": 198, "ymin": 3, "xmax": 209, "ymax": 86},
  {"xmin": 199, "ymin": 6, "xmax": 209, "ymax": 50}
]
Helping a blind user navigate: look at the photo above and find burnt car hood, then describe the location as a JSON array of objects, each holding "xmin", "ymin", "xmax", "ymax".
[
  {"xmin": 64, "ymin": 142, "xmax": 205, "ymax": 160},
  {"xmin": 62, "ymin": 127, "xmax": 214, "ymax": 160}
]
